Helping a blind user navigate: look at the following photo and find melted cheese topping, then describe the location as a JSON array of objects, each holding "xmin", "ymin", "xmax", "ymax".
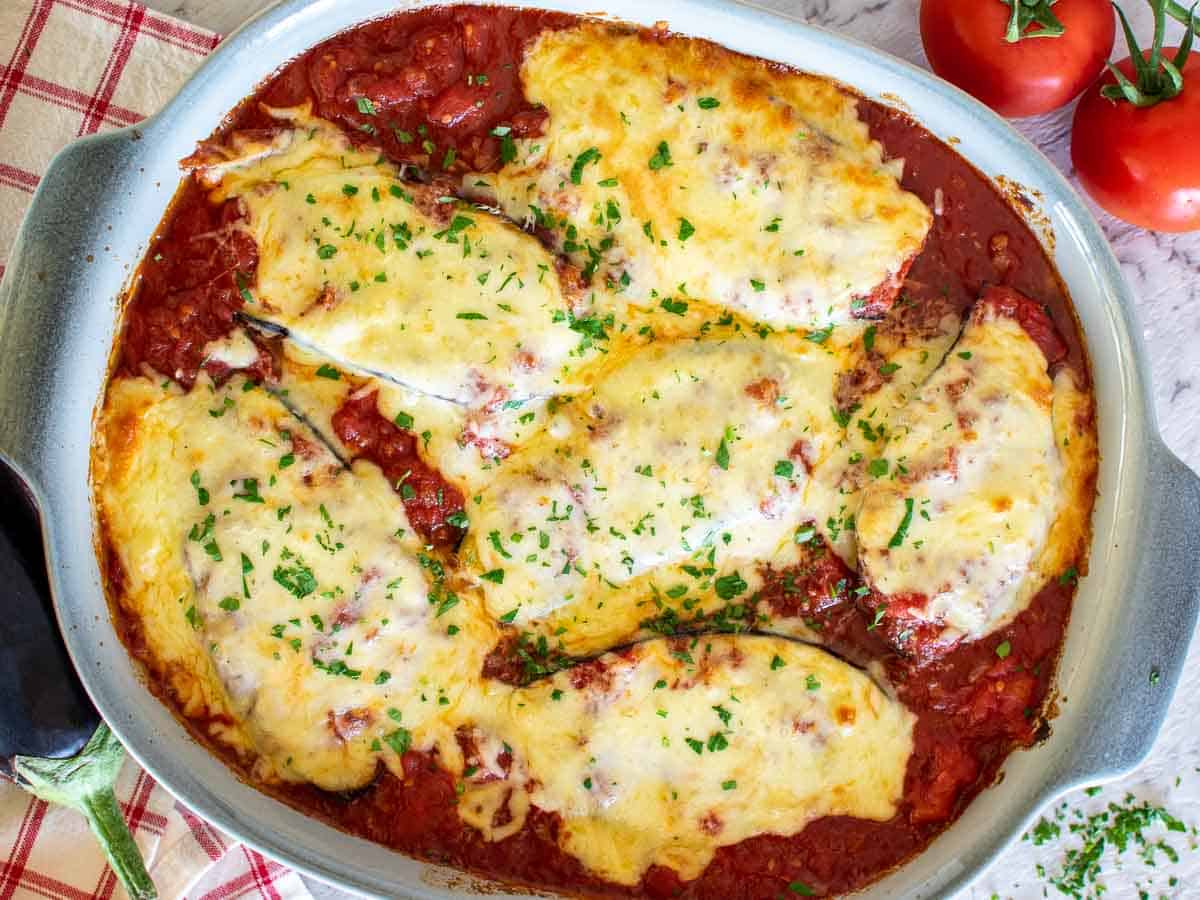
[
  {"xmin": 199, "ymin": 110, "xmax": 595, "ymax": 408},
  {"xmin": 855, "ymin": 307, "xmax": 1063, "ymax": 642},
  {"xmin": 96, "ymin": 23, "xmax": 1101, "ymax": 888},
  {"xmin": 95, "ymin": 369, "xmax": 915, "ymax": 885},
  {"xmin": 461, "ymin": 637, "xmax": 914, "ymax": 884},
  {"xmin": 468, "ymin": 24, "xmax": 930, "ymax": 327},
  {"xmin": 463, "ymin": 334, "xmax": 847, "ymax": 653},
  {"xmin": 96, "ymin": 374, "xmax": 495, "ymax": 790}
]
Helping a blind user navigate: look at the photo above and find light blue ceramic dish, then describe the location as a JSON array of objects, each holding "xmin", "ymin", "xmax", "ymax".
[{"xmin": 1, "ymin": 1, "xmax": 1197, "ymax": 896}]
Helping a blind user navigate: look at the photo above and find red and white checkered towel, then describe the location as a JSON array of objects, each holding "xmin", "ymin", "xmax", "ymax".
[
  {"xmin": 0, "ymin": 0, "xmax": 220, "ymax": 272},
  {"xmin": 0, "ymin": 2, "xmax": 312, "ymax": 897}
]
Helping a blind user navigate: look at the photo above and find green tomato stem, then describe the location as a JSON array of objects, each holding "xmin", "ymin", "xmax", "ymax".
[
  {"xmin": 1167, "ymin": 0, "xmax": 1200, "ymax": 34},
  {"xmin": 1103, "ymin": 0, "xmax": 1194, "ymax": 105},
  {"xmin": 999, "ymin": 0, "xmax": 1067, "ymax": 42}
]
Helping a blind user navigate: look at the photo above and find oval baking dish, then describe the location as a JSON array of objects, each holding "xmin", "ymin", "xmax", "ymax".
[{"xmin": 0, "ymin": 1, "xmax": 1197, "ymax": 898}]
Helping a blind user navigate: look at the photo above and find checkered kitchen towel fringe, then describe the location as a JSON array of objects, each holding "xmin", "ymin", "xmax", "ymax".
[{"xmin": 0, "ymin": 1, "xmax": 311, "ymax": 897}]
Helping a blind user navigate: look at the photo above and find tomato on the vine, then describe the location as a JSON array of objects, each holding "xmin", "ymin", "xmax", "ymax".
[
  {"xmin": 1073, "ymin": 52, "xmax": 1200, "ymax": 230},
  {"xmin": 1071, "ymin": 4, "xmax": 1200, "ymax": 231},
  {"xmin": 921, "ymin": 0, "xmax": 1115, "ymax": 118}
]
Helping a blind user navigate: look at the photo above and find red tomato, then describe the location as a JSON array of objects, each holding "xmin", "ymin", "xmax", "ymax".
[
  {"xmin": 920, "ymin": 0, "xmax": 1115, "ymax": 117},
  {"xmin": 1072, "ymin": 50, "xmax": 1200, "ymax": 232}
]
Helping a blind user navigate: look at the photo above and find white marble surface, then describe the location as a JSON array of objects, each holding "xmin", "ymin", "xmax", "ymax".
[{"xmin": 140, "ymin": 1, "xmax": 1200, "ymax": 897}]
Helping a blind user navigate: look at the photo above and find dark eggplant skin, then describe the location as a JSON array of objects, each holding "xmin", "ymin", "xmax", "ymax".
[{"xmin": 0, "ymin": 461, "xmax": 98, "ymax": 773}]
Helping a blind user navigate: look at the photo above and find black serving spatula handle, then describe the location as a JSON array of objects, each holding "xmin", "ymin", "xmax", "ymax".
[{"xmin": 0, "ymin": 459, "xmax": 100, "ymax": 775}]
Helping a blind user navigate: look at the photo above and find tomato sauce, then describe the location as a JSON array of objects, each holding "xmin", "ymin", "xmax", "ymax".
[
  {"xmin": 331, "ymin": 390, "xmax": 466, "ymax": 550},
  {"xmin": 110, "ymin": 7, "xmax": 1092, "ymax": 898}
]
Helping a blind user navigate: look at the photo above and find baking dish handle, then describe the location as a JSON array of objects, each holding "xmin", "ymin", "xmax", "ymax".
[
  {"xmin": 1057, "ymin": 440, "xmax": 1200, "ymax": 786},
  {"xmin": 0, "ymin": 129, "xmax": 138, "ymax": 765},
  {"xmin": 0, "ymin": 126, "xmax": 142, "ymax": 477}
]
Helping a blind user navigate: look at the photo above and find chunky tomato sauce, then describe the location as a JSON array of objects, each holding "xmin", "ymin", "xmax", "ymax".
[
  {"xmin": 331, "ymin": 391, "xmax": 466, "ymax": 550},
  {"xmin": 110, "ymin": 7, "xmax": 1093, "ymax": 898}
]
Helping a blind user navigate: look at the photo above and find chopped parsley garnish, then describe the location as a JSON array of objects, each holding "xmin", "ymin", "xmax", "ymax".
[
  {"xmin": 236, "ymin": 272, "xmax": 253, "ymax": 303},
  {"xmin": 888, "ymin": 497, "xmax": 915, "ymax": 548},
  {"xmin": 273, "ymin": 560, "xmax": 317, "ymax": 598},
  {"xmin": 771, "ymin": 655, "xmax": 786, "ymax": 670},
  {"xmin": 794, "ymin": 525, "xmax": 817, "ymax": 544},
  {"xmin": 355, "ymin": 97, "xmax": 377, "ymax": 116},
  {"xmin": 488, "ymin": 530, "xmax": 512, "ymax": 559},
  {"xmin": 313, "ymin": 658, "xmax": 361, "ymax": 679},
  {"xmin": 383, "ymin": 727, "xmax": 412, "ymax": 755},
  {"xmin": 685, "ymin": 737, "xmax": 704, "ymax": 754},
  {"xmin": 218, "ymin": 596, "xmax": 240, "ymax": 612},
  {"xmin": 775, "ymin": 460, "xmax": 794, "ymax": 478},
  {"xmin": 190, "ymin": 470, "xmax": 209, "ymax": 506},
  {"xmin": 394, "ymin": 411, "xmax": 414, "ymax": 430},
  {"xmin": 1030, "ymin": 794, "xmax": 1188, "ymax": 897},
  {"xmin": 481, "ymin": 568, "xmax": 505, "ymax": 584},
  {"xmin": 697, "ymin": 96, "xmax": 721, "ymax": 109},
  {"xmin": 805, "ymin": 325, "xmax": 833, "ymax": 344},
  {"xmin": 715, "ymin": 433, "xmax": 731, "ymax": 470},
  {"xmin": 315, "ymin": 363, "xmax": 341, "ymax": 380},
  {"xmin": 317, "ymin": 243, "xmax": 337, "ymax": 260},
  {"xmin": 570, "ymin": 146, "xmax": 602, "ymax": 184},
  {"xmin": 648, "ymin": 140, "xmax": 673, "ymax": 170},
  {"xmin": 677, "ymin": 218, "xmax": 695, "ymax": 242},
  {"xmin": 659, "ymin": 297, "xmax": 688, "ymax": 316},
  {"xmin": 232, "ymin": 477, "xmax": 264, "ymax": 503},
  {"xmin": 491, "ymin": 125, "xmax": 517, "ymax": 164},
  {"xmin": 714, "ymin": 572, "xmax": 748, "ymax": 600},
  {"xmin": 456, "ymin": 312, "xmax": 488, "ymax": 320},
  {"xmin": 996, "ymin": 640, "xmax": 1013, "ymax": 659}
]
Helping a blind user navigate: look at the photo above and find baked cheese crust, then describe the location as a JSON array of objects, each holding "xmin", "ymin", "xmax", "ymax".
[
  {"xmin": 460, "ymin": 636, "xmax": 914, "ymax": 884},
  {"xmin": 468, "ymin": 24, "xmax": 931, "ymax": 328},
  {"xmin": 95, "ymin": 375, "xmax": 496, "ymax": 790},
  {"xmin": 463, "ymin": 332, "xmax": 847, "ymax": 654},
  {"xmin": 93, "ymin": 16, "xmax": 1098, "ymax": 893},
  {"xmin": 95, "ymin": 365, "xmax": 915, "ymax": 885},
  {"xmin": 192, "ymin": 109, "xmax": 597, "ymax": 409},
  {"xmin": 855, "ymin": 295, "xmax": 1079, "ymax": 648}
]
